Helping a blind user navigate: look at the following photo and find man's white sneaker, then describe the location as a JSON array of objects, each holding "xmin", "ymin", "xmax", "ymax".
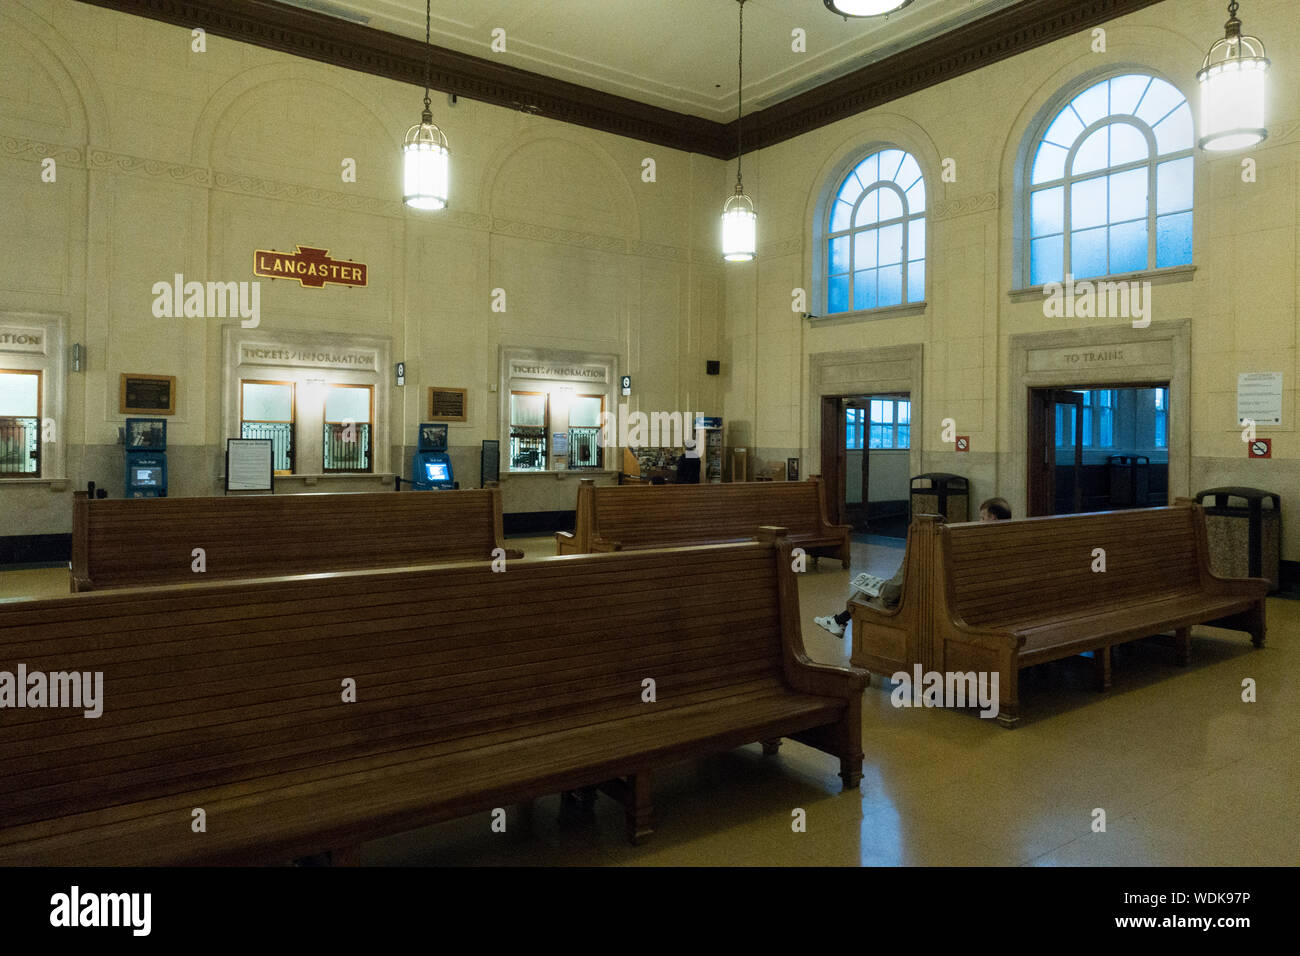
[{"xmin": 814, "ymin": 615, "xmax": 845, "ymax": 638}]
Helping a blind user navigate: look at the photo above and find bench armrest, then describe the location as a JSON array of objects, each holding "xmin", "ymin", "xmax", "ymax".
[
  {"xmin": 504, "ymin": 548, "xmax": 525, "ymax": 561},
  {"xmin": 787, "ymin": 655, "xmax": 870, "ymax": 699},
  {"xmin": 592, "ymin": 538, "xmax": 623, "ymax": 553},
  {"xmin": 849, "ymin": 596, "xmax": 902, "ymax": 621}
]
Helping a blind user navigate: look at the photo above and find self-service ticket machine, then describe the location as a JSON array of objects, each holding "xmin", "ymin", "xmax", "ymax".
[
  {"xmin": 124, "ymin": 418, "xmax": 168, "ymax": 498},
  {"xmin": 411, "ymin": 422, "xmax": 456, "ymax": 490}
]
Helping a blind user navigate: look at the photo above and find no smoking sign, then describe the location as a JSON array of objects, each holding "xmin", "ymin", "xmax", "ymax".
[
  {"xmin": 955, "ymin": 436, "xmax": 970, "ymax": 453},
  {"xmin": 1248, "ymin": 438, "xmax": 1271, "ymax": 459}
]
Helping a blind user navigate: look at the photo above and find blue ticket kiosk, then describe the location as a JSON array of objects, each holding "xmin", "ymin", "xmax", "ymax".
[
  {"xmin": 411, "ymin": 422, "xmax": 455, "ymax": 490},
  {"xmin": 124, "ymin": 418, "xmax": 168, "ymax": 498}
]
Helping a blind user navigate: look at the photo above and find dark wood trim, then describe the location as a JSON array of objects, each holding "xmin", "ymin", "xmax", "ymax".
[{"xmin": 74, "ymin": 0, "xmax": 1168, "ymax": 158}]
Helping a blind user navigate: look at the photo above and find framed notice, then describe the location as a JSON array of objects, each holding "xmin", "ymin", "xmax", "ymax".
[
  {"xmin": 120, "ymin": 374, "xmax": 176, "ymax": 415},
  {"xmin": 429, "ymin": 387, "xmax": 468, "ymax": 422},
  {"xmin": 1237, "ymin": 372, "xmax": 1283, "ymax": 427},
  {"xmin": 481, "ymin": 440, "xmax": 500, "ymax": 486},
  {"xmin": 225, "ymin": 438, "xmax": 274, "ymax": 493}
]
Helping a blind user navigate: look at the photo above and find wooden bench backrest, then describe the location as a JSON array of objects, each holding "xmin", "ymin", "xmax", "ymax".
[
  {"xmin": 71, "ymin": 489, "xmax": 509, "ymax": 590},
  {"xmin": 0, "ymin": 540, "xmax": 791, "ymax": 835},
  {"xmin": 586, "ymin": 479, "xmax": 832, "ymax": 547},
  {"xmin": 941, "ymin": 505, "xmax": 1203, "ymax": 628}
]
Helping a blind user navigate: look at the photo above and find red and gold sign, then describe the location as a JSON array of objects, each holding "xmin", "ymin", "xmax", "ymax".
[{"xmin": 253, "ymin": 246, "xmax": 368, "ymax": 288}]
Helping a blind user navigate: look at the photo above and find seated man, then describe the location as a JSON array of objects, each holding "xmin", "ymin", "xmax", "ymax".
[{"xmin": 813, "ymin": 496, "xmax": 1012, "ymax": 638}]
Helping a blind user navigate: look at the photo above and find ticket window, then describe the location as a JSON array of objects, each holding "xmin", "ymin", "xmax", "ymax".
[
  {"xmin": 509, "ymin": 391, "xmax": 547, "ymax": 472},
  {"xmin": 240, "ymin": 380, "xmax": 295, "ymax": 475},
  {"xmin": 0, "ymin": 369, "xmax": 41, "ymax": 477},
  {"xmin": 567, "ymin": 394, "xmax": 604, "ymax": 469},
  {"xmin": 323, "ymin": 384, "xmax": 374, "ymax": 473}
]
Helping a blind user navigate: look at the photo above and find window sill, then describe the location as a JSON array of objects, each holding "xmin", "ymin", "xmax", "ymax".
[
  {"xmin": 217, "ymin": 473, "xmax": 395, "ymax": 485},
  {"xmin": 502, "ymin": 469, "xmax": 619, "ymax": 479},
  {"xmin": 0, "ymin": 477, "xmax": 69, "ymax": 491},
  {"xmin": 808, "ymin": 301, "xmax": 927, "ymax": 327},
  {"xmin": 1009, "ymin": 265, "xmax": 1197, "ymax": 303}
]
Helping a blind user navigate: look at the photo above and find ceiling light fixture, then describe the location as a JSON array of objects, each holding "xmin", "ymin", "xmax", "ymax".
[
  {"xmin": 823, "ymin": 0, "xmax": 913, "ymax": 18},
  {"xmin": 403, "ymin": 0, "xmax": 449, "ymax": 209},
  {"xmin": 721, "ymin": 0, "xmax": 756, "ymax": 262},
  {"xmin": 1197, "ymin": 0, "xmax": 1270, "ymax": 152}
]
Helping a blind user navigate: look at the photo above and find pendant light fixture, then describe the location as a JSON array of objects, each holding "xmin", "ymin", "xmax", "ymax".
[
  {"xmin": 403, "ymin": 0, "xmax": 449, "ymax": 209},
  {"xmin": 1197, "ymin": 0, "xmax": 1270, "ymax": 152},
  {"xmin": 721, "ymin": 0, "xmax": 756, "ymax": 262},
  {"xmin": 823, "ymin": 0, "xmax": 913, "ymax": 17}
]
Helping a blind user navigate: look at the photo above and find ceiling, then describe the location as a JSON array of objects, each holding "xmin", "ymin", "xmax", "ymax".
[{"xmin": 280, "ymin": 0, "xmax": 1028, "ymax": 121}]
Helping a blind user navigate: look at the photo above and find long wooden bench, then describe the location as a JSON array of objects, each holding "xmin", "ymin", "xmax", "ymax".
[
  {"xmin": 70, "ymin": 488, "xmax": 523, "ymax": 592},
  {"xmin": 850, "ymin": 501, "xmax": 1267, "ymax": 728},
  {"xmin": 0, "ymin": 528, "xmax": 866, "ymax": 864},
  {"xmin": 555, "ymin": 476, "xmax": 851, "ymax": 567}
]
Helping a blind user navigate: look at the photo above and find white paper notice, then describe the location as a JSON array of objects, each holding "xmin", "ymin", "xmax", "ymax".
[
  {"xmin": 227, "ymin": 438, "xmax": 274, "ymax": 491},
  {"xmin": 1237, "ymin": 373, "xmax": 1283, "ymax": 427}
]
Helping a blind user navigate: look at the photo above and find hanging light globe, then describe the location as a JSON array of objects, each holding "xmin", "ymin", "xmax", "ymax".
[
  {"xmin": 1197, "ymin": 1, "xmax": 1270, "ymax": 152},
  {"xmin": 823, "ymin": 0, "xmax": 913, "ymax": 17},
  {"xmin": 403, "ymin": 107, "xmax": 449, "ymax": 210},
  {"xmin": 721, "ymin": 187, "xmax": 756, "ymax": 262}
]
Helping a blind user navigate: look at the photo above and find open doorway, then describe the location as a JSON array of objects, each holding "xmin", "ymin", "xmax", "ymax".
[
  {"xmin": 1028, "ymin": 384, "xmax": 1170, "ymax": 516},
  {"xmin": 820, "ymin": 392, "xmax": 912, "ymax": 537}
]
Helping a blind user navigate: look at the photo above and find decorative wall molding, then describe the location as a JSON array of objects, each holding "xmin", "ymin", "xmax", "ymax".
[
  {"xmin": 89, "ymin": 149, "xmax": 210, "ymax": 185},
  {"xmin": 73, "ymin": 0, "xmax": 1169, "ymax": 158},
  {"xmin": 932, "ymin": 191, "xmax": 1000, "ymax": 221},
  {"xmin": 1, "ymin": 136, "xmax": 83, "ymax": 166},
  {"xmin": 489, "ymin": 218, "xmax": 627, "ymax": 254}
]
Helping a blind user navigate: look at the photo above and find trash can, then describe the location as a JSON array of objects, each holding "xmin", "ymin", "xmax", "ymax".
[
  {"xmin": 1194, "ymin": 487, "xmax": 1281, "ymax": 591},
  {"xmin": 1108, "ymin": 455, "xmax": 1150, "ymax": 507},
  {"xmin": 910, "ymin": 473, "xmax": 970, "ymax": 523}
]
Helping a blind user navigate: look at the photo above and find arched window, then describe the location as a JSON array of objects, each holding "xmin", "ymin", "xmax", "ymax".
[
  {"xmin": 825, "ymin": 148, "xmax": 925, "ymax": 313},
  {"xmin": 1027, "ymin": 73, "xmax": 1193, "ymax": 286}
]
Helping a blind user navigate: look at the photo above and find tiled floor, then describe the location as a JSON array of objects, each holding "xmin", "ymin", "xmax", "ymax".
[{"xmin": 3, "ymin": 534, "xmax": 1295, "ymax": 866}]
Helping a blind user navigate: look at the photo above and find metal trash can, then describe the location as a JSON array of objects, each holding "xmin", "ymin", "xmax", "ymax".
[
  {"xmin": 1194, "ymin": 487, "xmax": 1280, "ymax": 591},
  {"xmin": 1108, "ymin": 455, "xmax": 1151, "ymax": 507},
  {"xmin": 910, "ymin": 473, "xmax": 970, "ymax": 523}
]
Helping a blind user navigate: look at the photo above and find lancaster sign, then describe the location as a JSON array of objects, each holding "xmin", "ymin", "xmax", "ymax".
[{"xmin": 253, "ymin": 246, "xmax": 368, "ymax": 288}]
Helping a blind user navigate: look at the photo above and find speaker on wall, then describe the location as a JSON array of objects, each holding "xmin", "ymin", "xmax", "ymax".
[{"xmin": 706, "ymin": 360, "xmax": 720, "ymax": 375}]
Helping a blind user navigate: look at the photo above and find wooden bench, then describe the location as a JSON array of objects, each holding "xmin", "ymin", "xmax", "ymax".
[
  {"xmin": 555, "ymin": 477, "xmax": 851, "ymax": 567},
  {"xmin": 0, "ymin": 528, "xmax": 866, "ymax": 864},
  {"xmin": 70, "ymin": 488, "xmax": 523, "ymax": 592},
  {"xmin": 851, "ymin": 501, "xmax": 1267, "ymax": 727}
]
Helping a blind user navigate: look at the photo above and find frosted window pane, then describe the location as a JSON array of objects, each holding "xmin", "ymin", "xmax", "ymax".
[
  {"xmin": 854, "ymin": 230, "xmax": 878, "ymax": 269},
  {"xmin": 878, "ymin": 186, "xmax": 903, "ymax": 222},
  {"xmin": 878, "ymin": 223, "xmax": 903, "ymax": 266},
  {"xmin": 1031, "ymin": 235, "xmax": 1064, "ymax": 285},
  {"xmin": 242, "ymin": 382, "xmax": 292, "ymax": 421},
  {"xmin": 837, "ymin": 174, "xmax": 862, "ymax": 204},
  {"xmin": 828, "ymin": 274, "xmax": 850, "ymax": 313},
  {"xmin": 1072, "ymin": 127, "xmax": 1109, "ymax": 175},
  {"xmin": 511, "ymin": 393, "xmax": 546, "ymax": 426},
  {"xmin": 1109, "ymin": 122, "xmax": 1150, "ymax": 164},
  {"xmin": 878, "ymin": 150, "xmax": 905, "ymax": 182},
  {"xmin": 905, "ymin": 177, "xmax": 926, "ymax": 212},
  {"xmin": 569, "ymin": 396, "xmax": 603, "ymax": 427},
  {"xmin": 853, "ymin": 154, "xmax": 879, "ymax": 189},
  {"xmin": 1031, "ymin": 186, "xmax": 1064, "ymax": 237},
  {"xmin": 830, "ymin": 199, "xmax": 854, "ymax": 232},
  {"xmin": 907, "ymin": 218, "xmax": 926, "ymax": 260},
  {"xmin": 1032, "ymin": 142, "xmax": 1068, "ymax": 184},
  {"xmin": 1156, "ymin": 212, "xmax": 1194, "ymax": 268},
  {"xmin": 1043, "ymin": 107, "xmax": 1085, "ymax": 147},
  {"xmin": 1071, "ymin": 226, "xmax": 1108, "ymax": 278},
  {"xmin": 1109, "ymin": 74, "xmax": 1153, "ymax": 116},
  {"xmin": 1072, "ymin": 81, "xmax": 1110, "ymax": 126},
  {"xmin": 1153, "ymin": 105, "xmax": 1193, "ymax": 155},
  {"xmin": 907, "ymin": 258, "xmax": 925, "ymax": 302},
  {"xmin": 898, "ymin": 401, "xmax": 911, "ymax": 424},
  {"xmin": 855, "ymin": 189, "xmax": 880, "ymax": 227},
  {"xmin": 1071, "ymin": 176, "xmax": 1108, "ymax": 230},
  {"xmin": 896, "ymin": 154, "xmax": 922, "ymax": 189},
  {"xmin": 878, "ymin": 265, "xmax": 903, "ymax": 307},
  {"xmin": 1108, "ymin": 167, "xmax": 1148, "ymax": 224},
  {"xmin": 1156, "ymin": 157, "xmax": 1193, "ymax": 214},
  {"xmin": 854, "ymin": 270, "xmax": 877, "ymax": 311},
  {"xmin": 1109, "ymin": 220, "xmax": 1149, "ymax": 273},
  {"xmin": 1134, "ymin": 78, "xmax": 1186, "ymax": 128},
  {"xmin": 829, "ymin": 235, "xmax": 851, "ymax": 273}
]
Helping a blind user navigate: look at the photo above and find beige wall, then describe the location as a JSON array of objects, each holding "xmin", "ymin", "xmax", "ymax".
[
  {"xmin": 0, "ymin": 0, "xmax": 728, "ymax": 532},
  {"xmin": 722, "ymin": 0, "xmax": 1300, "ymax": 558}
]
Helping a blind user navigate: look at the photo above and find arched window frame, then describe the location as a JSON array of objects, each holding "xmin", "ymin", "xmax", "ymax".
[
  {"xmin": 1019, "ymin": 70, "xmax": 1195, "ymax": 288},
  {"xmin": 815, "ymin": 146, "xmax": 928, "ymax": 317}
]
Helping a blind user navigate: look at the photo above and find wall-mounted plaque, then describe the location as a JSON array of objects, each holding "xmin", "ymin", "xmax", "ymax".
[
  {"xmin": 120, "ymin": 374, "xmax": 176, "ymax": 415},
  {"xmin": 226, "ymin": 438, "xmax": 274, "ymax": 493},
  {"xmin": 429, "ymin": 387, "xmax": 467, "ymax": 422}
]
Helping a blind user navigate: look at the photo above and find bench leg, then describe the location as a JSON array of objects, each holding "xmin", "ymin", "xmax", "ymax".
[
  {"xmin": 627, "ymin": 771, "xmax": 654, "ymax": 845},
  {"xmin": 1093, "ymin": 646, "xmax": 1112, "ymax": 691},
  {"xmin": 1251, "ymin": 603, "xmax": 1266, "ymax": 648},
  {"xmin": 327, "ymin": 845, "xmax": 361, "ymax": 867},
  {"xmin": 761, "ymin": 738, "xmax": 782, "ymax": 756},
  {"xmin": 1174, "ymin": 627, "xmax": 1191, "ymax": 666},
  {"xmin": 996, "ymin": 707, "xmax": 1021, "ymax": 729},
  {"xmin": 839, "ymin": 755, "xmax": 863, "ymax": 790}
]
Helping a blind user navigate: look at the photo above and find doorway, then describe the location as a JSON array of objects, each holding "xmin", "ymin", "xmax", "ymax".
[
  {"xmin": 820, "ymin": 392, "xmax": 912, "ymax": 536},
  {"xmin": 1027, "ymin": 384, "xmax": 1170, "ymax": 516}
]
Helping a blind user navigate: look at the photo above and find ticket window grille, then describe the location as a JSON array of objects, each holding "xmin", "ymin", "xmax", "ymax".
[
  {"xmin": 322, "ymin": 384, "xmax": 373, "ymax": 473},
  {"xmin": 0, "ymin": 368, "xmax": 41, "ymax": 477},
  {"xmin": 510, "ymin": 391, "xmax": 547, "ymax": 472},
  {"xmin": 240, "ymin": 380, "xmax": 295, "ymax": 474},
  {"xmin": 568, "ymin": 394, "xmax": 604, "ymax": 469}
]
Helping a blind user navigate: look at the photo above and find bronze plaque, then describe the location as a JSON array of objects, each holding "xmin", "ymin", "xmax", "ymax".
[
  {"xmin": 120, "ymin": 374, "xmax": 176, "ymax": 415},
  {"xmin": 429, "ymin": 387, "xmax": 467, "ymax": 422}
]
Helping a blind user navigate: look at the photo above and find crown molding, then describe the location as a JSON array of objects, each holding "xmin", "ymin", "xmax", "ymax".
[{"xmin": 73, "ymin": 0, "xmax": 1168, "ymax": 158}]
